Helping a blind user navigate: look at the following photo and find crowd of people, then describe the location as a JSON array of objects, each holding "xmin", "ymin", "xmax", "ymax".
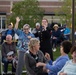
[{"xmin": 1, "ymin": 17, "xmax": 76, "ymax": 75}]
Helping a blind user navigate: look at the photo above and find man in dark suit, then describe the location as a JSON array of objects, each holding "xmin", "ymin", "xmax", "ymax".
[{"xmin": 34, "ymin": 18, "xmax": 53, "ymax": 60}]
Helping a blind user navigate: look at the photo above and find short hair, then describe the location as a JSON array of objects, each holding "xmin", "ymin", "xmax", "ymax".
[
  {"xmin": 70, "ymin": 45, "xmax": 76, "ymax": 54},
  {"xmin": 28, "ymin": 38, "xmax": 40, "ymax": 50},
  {"xmin": 61, "ymin": 40, "xmax": 72, "ymax": 54},
  {"xmin": 23, "ymin": 24, "xmax": 30, "ymax": 29},
  {"xmin": 42, "ymin": 18, "xmax": 48, "ymax": 23}
]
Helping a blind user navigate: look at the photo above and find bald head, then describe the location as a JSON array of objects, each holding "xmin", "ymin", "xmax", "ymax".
[{"xmin": 6, "ymin": 35, "xmax": 12, "ymax": 42}]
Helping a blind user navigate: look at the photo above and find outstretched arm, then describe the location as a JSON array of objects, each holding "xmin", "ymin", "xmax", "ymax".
[{"xmin": 15, "ymin": 17, "xmax": 20, "ymax": 29}]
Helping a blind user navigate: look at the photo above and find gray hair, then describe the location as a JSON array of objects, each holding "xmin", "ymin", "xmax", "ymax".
[{"xmin": 23, "ymin": 24, "xmax": 30, "ymax": 28}]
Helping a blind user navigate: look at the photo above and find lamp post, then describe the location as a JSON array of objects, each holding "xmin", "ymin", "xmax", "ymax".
[{"xmin": 72, "ymin": 0, "xmax": 75, "ymax": 45}]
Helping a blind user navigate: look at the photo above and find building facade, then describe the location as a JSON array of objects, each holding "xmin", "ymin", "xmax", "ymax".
[{"xmin": 0, "ymin": 0, "xmax": 65, "ymax": 32}]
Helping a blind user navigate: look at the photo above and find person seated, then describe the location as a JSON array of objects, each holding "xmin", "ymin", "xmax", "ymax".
[
  {"xmin": 63, "ymin": 24, "xmax": 71, "ymax": 40},
  {"xmin": 32, "ymin": 22, "xmax": 41, "ymax": 39},
  {"xmin": 1, "ymin": 35, "xmax": 17, "ymax": 74},
  {"xmin": 52, "ymin": 24, "xmax": 62, "ymax": 51},
  {"xmin": 36, "ymin": 40, "xmax": 72, "ymax": 75},
  {"xmin": 1, "ymin": 23, "xmax": 15, "ymax": 44},
  {"xmin": 25, "ymin": 38, "xmax": 48, "ymax": 75},
  {"xmin": 32, "ymin": 22, "xmax": 41, "ymax": 34},
  {"xmin": 58, "ymin": 45, "xmax": 76, "ymax": 75}
]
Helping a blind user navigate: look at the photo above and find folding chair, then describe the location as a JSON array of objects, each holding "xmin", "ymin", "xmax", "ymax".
[
  {"xmin": 1, "ymin": 62, "xmax": 12, "ymax": 75},
  {"xmin": 0, "ymin": 51, "xmax": 12, "ymax": 75}
]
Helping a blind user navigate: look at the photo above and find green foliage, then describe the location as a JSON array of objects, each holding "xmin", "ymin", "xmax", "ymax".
[
  {"xmin": 8, "ymin": 0, "xmax": 44, "ymax": 28},
  {"xmin": 57, "ymin": 0, "xmax": 72, "ymax": 26}
]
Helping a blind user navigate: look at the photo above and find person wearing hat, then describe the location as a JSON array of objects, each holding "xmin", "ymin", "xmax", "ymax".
[
  {"xmin": 1, "ymin": 23, "xmax": 15, "ymax": 44},
  {"xmin": 52, "ymin": 24, "xmax": 62, "ymax": 51},
  {"xmin": 32, "ymin": 22, "xmax": 41, "ymax": 33},
  {"xmin": 53, "ymin": 24, "xmax": 59, "ymax": 28},
  {"xmin": 32, "ymin": 22, "xmax": 41, "ymax": 39},
  {"xmin": 5, "ymin": 23, "xmax": 15, "ymax": 37},
  {"xmin": 35, "ymin": 22, "xmax": 41, "ymax": 31},
  {"xmin": 36, "ymin": 22, "xmax": 40, "ymax": 27}
]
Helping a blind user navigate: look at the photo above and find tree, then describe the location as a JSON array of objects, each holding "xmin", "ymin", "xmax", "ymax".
[
  {"xmin": 8, "ymin": 0, "xmax": 44, "ymax": 28},
  {"xmin": 56, "ymin": 0, "xmax": 72, "ymax": 27}
]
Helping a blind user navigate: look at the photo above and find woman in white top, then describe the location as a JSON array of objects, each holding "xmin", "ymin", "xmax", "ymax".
[{"xmin": 58, "ymin": 45, "xmax": 76, "ymax": 75}]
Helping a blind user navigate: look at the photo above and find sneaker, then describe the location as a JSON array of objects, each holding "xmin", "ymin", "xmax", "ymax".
[{"xmin": 53, "ymin": 48, "xmax": 56, "ymax": 52}]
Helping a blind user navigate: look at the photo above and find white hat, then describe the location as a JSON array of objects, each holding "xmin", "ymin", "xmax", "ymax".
[
  {"xmin": 53, "ymin": 24, "xmax": 59, "ymax": 28},
  {"xmin": 7, "ymin": 51, "xmax": 14, "ymax": 56},
  {"xmin": 36, "ymin": 22, "xmax": 40, "ymax": 26}
]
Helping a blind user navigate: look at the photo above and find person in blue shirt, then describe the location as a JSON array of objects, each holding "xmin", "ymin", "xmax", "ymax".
[
  {"xmin": 36, "ymin": 40, "xmax": 72, "ymax": 75},
  {"xmin": 63, "ymin": 24, "xmax": 71, "ymax": 40},
  {"xmin": 14, "ymin": 17, "xmax": 35, "ymax": 75},
  {"xmin": 58, "ymin": 45, "xmax": 76, "ymax": 75},
  {"xmin": 1, "ymin": 23, "xmax": 15, "ymax": 44}
]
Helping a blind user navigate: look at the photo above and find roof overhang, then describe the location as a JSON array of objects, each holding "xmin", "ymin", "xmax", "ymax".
[
  {"xmin": 0, "ymin": 12, "xmax": 6, "ymax": 15},
  {"xmin": 44, "ymin": 12, "xmax": 66, "ymax": 16}
]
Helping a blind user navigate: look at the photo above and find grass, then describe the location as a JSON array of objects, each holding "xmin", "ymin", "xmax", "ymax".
[{"xmin": 53, "ymin": 47, "xmax": 60, "ymax": 60}]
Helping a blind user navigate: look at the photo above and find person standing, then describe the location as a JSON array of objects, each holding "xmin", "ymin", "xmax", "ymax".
[
  {"xmin": 14, "ymin": 17, "xmax": 35, "ymax": 75},
  {"xmin": 34, "ymin": 18, "xmax": 53, "ymax": 60}
]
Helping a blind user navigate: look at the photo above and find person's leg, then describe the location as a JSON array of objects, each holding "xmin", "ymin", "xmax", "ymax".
[
  {"xmin": 52, "ymin": 39, "xmax": 57, "ymax": 48},
  {"xmin": 52, "ymin": 39, "xmax": 57, "ymax": 52},
  {"xmin": 11, "ymin": 60, "xmax": 16, "ymax": 73},
  {"xmin": 16, "ymin": 50, "xmax": 25, "ymax": 75},
  {"xmin": 2, "ymin": 57, "xmax": 8, "ymax": 73}
]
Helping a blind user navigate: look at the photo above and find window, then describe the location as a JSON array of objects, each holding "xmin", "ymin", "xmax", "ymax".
[
  {"xmin": 0, "ymin": 16, "xmax": 6, "ymax": 29},
  {"xmin": 2, "ymin": 17, "xmax": 6, "ymax": 29},
  {"xmin": 0, "ymin": 16, "xmax": 6, "ymax": 33},
  {"xmin": 38, "ymin": 0, "xmax": 59, "ymax": 1},
  {"xmin": 43, "ymin": 16, "xmax": 61, "ymax": 24}
]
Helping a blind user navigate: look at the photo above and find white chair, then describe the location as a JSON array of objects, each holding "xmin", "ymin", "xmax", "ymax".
[
  {"xmin": 0, "ymin": 51, "xmax": 12, "ymax": 75},
  {"xmin": 1, "ymin": 62, "xmax": 12, "ymax": 75}
]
